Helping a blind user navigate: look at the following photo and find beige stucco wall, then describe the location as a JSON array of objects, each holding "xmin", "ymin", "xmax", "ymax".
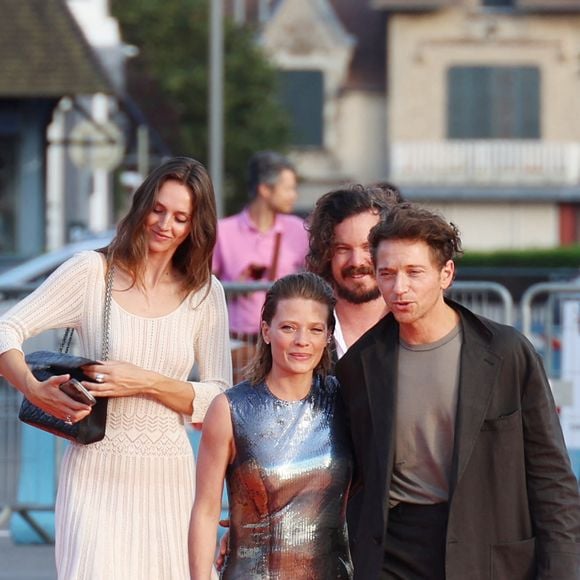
[
  {"xmin": 421, "ymin": 200, "xmax": 559, "ymax": 250},
  {"xmin": 388, "ymin": 8, "xmax": 580, "ymax": 141},
  {"xmin": 336, "ymin": 90, "xmax": 388, "ymax": 184}
]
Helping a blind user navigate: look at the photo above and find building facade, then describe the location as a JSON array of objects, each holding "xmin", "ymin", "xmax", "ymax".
[
  {"xmin": 0, "ymin": 0, "xmax": 150, "ymax": 265},
  {"xmin": 241, "ymin": 0, "xmax": 580, "ymax": 249},
  {"xmin": 231, "ymin": 0, "xmax": 389, "ymax": 212},
  {"xmin": 0, "ymin": 0, "xmax": 114, "ymax": 263},
  {"xmin": 378, "ymin": 0, "xmax": 580, "ymax": 249}
]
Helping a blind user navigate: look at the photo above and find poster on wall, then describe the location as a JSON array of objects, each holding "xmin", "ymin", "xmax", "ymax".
[{"xmin": 560, "ymin": 300, "xmax": 580, "ymax": 450}]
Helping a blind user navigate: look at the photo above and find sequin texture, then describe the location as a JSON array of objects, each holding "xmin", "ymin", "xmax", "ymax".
[{"xmin": 223, "ymin": 376, "xmax": 353, "ymax": 579}]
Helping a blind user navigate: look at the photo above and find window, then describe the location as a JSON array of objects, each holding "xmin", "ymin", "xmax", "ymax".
[
  {"xmin": 278, "ymin": 70, "xmax": 323, "ymax": 147},
  {"xmin": 0, "ymin": 137, "xmax": 17, "ymax": 253},
  {"xmin": 447, "ymin": 66, "xmax": 540, "ymax": 139},
  {"xmin": 482, "ymin": 0, "xmax": 514, "ymax": 7}
]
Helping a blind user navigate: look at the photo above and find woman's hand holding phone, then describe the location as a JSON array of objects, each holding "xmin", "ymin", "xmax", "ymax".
[{"xmin": 59, "ymin": 378, "xmax": 97, "ymax": 406}]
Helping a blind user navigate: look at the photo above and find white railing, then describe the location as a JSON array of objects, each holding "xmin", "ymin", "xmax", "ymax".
[{"xmin": 390, "ymin": 141, "xmax": 580, "ymax": 185}]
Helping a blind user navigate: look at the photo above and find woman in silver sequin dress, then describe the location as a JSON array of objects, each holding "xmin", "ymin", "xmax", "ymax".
[{"xmin": 189, "ymin": 272, "xmax": 353, "ymax": 579}]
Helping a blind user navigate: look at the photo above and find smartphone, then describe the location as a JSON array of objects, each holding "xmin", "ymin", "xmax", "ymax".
[{"xmin": 59, "ymin": 378, "xmax": 96, "ymax": 406}]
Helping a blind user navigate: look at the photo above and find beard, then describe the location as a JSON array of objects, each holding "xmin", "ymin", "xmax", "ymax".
[{"xmin": 335, "ymin": 265, "xmax": 381, "ymax": 305}]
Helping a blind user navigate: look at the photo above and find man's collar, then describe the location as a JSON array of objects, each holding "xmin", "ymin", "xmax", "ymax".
[{"xmin": 241, "ymin": 207, "xmax": 284, "ymax": 234}]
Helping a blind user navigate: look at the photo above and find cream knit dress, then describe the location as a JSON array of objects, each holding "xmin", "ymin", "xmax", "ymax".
[{"xmin": 0, "ymin": 251, "xmax": 232, "ymax": 579}]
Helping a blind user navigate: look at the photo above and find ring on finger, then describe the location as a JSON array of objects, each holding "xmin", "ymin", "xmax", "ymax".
[
  {"xmin": 95, "ymin": 372, "xmax": 105, "ymax": 384},
  {"xmin": 64, "ymin": 415, "xmax": 73, "ymax": 425}
]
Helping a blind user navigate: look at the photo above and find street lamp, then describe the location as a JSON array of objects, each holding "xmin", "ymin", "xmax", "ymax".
[{"xmin": 209, "ymin": 0, "xmax": 224, "ymax": 218}]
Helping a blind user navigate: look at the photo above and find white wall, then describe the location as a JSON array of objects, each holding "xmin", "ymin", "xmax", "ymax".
[
  {"xmin": 422, "ymin": 201, "xmax": 560, "ymax": 250},
  {"xmin": 336, "ymin": 90, "xmax": 387, "ymax": 184}
]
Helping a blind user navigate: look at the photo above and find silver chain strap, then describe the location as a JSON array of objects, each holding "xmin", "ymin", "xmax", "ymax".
[
  {"xmin": 101, "ymin": 264, "xmax": 114, "ymax": 361},
  {"xmin": 59, "ymin": 262, "xmax": 114, "ymax": 359},
  {"xmin": 59, "ymin": 327, "xmax": 74, "ymax": 354}
]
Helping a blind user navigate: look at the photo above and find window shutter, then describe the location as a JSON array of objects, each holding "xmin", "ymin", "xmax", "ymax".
[
  {"xmin": 278, "ymin": 70, "xmax": 323, "ymax": 147},
  {"xmin": 447, "ymin": 65, "xmax": 540, "ymax": 139}
]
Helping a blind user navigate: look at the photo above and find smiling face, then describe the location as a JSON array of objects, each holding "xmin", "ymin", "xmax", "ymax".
[
  {"xmin": 261, "ymin": 297, "xmax": 330, "ymax": 379},
  {"xmin": 330, "ymin": 211, "xmax": 382, "ymax": 304},
  {"xmin": 375, "ymin": 238, "xmax": 454, "ymax": 331},
  {"xmin": 145, "ymin": 179, "xmax": 193, "ymax": 256}
]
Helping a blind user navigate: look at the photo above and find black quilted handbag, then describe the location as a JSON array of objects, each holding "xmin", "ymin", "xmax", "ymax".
[
  {"xmin": 19, "ymin": 350, "xmax": 108, "ymax": 444},
  {"xmin": 17, "ymin": 266, "xmax": 113, "ymax": 444}
]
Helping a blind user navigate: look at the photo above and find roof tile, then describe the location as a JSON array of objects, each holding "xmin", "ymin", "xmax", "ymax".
[{"xmin": 0, "ymin": 0, "xmax": 111, "ymax": 97}]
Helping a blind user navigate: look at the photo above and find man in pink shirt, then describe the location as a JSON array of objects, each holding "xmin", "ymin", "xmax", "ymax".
[{"xmin": 212, "ymin": 151, "xmax": 308, "ymax": 381}]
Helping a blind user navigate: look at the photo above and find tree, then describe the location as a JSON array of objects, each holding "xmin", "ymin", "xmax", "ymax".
[{"xmin": 112, "ymin": 0, "xmax": 290, "ymax": 214}]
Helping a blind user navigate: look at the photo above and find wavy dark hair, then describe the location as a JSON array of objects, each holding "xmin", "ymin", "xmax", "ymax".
[
  {"xmin": 305, "ymin": 184, "xmax": 399, "ymax": 284},
  {"xmin": 245, "ymin": 272, "xmax": 336, "ymax": 385},
  {"xmin": 368, "ymin": 181, "xmax": 405, "ymax": 204},
  {"xmin": 105, "ymin": 156, "xmax": 217, "ymax": 295},
  {"xmin": 369, "ymin": 202, "xmax": 463, "ymax": 270}
]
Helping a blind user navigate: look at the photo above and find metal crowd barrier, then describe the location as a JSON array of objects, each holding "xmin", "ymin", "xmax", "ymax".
[
  {"xmin": 221, "ymin": 280, "xmax": 514, "ymax": 383},
  {"xmin": 448, "ymin": 280, "xmax": 514, "ymax": 325},
  {"xmin": 0, "ymin": 279, "xmax": 514, "ymax": 541},
  {"xmin": 0, "ymin": 380, "xmax": 20, "ymax": 527},
  {"xmin": 521, "ymin": 281, "xmax": 580, "ymax": 378},
  {"xmin": 520, "ymin": 280, "xmax": 580, "ymax": 480},
  {"xmin": 0, "ymin": 329, "xmax": 63, "ymax": 543},
  {"xmin": 222, "ymin": 279, "xmax": 514, "ymax": 328}
]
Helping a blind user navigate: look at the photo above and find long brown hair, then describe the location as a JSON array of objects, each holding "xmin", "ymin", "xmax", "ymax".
[
  {"xmin": 245, "ymin": 272, "xmax": 336, "ymax": 385},
  {"xmin": 106, "ymin": 156, "xmax": 217, "ymax": 294}
]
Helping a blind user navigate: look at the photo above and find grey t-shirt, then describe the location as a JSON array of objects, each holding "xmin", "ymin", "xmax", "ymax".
[{"xmin": 389, "ymin": 324, "xmax": 462, "ymax": 507}]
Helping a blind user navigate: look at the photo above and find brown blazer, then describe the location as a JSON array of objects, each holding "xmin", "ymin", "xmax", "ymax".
[{"xmin": 336, "ymin": 300, "xmax": 580, "ymax": 580}]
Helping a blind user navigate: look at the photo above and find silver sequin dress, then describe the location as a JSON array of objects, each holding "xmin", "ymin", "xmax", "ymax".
[{"xmin": 223, "ymin": 376, "xmax": 353, "ymax": 580}]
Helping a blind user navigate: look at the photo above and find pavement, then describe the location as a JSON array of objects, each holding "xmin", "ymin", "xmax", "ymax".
[{"xmin": 0, "ymin": 528, "xmax": 56, "ymax": 580}]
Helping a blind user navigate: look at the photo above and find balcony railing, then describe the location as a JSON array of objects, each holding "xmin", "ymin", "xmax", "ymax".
[{"xmin": 390, "ymin": 141, "xmax": 580, "ymax": 186}]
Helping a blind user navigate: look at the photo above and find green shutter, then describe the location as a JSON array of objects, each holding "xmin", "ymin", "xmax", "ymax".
[
  {"xmin": 448, "ymin": 66, "xmax": 492, "ymax": 138},
  {"xmin": 482, "ymin": 0, "xmax": 514, "ymax": 7},
  {"xmin": 447, "ymin": 66, "xmax": 540, "ymax": 139},
  {"xmin": 515, "ymin": 67, "xmax": 540, "ymax": 138},
  {"xmin": 278, "ymin": 70, "xmax": 323, "ymax": 147}
]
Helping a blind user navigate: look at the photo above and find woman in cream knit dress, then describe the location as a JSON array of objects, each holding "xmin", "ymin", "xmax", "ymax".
[{"xmin": 0, "ymin": 157, "xmax": 232, "ymax": 579}]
